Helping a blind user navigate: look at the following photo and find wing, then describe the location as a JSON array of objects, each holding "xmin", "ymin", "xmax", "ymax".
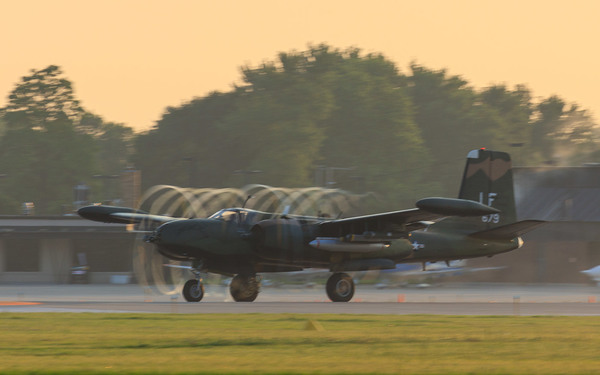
[
  {"xmin": 318, "ymin": 208, "xmax": 443, "ymax": 238},
  {"xmin": 317, "ymin": 197, "xmax": 503, "ymax": 240},
  {"xmin": 77, "ymin": 205, "xmax": 181, "ymax": 226}
]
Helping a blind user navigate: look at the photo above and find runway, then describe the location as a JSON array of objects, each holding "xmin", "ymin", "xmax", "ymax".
[{"xmin": 1, "ymin": 283, "xmax": 599, "ymax": 315}]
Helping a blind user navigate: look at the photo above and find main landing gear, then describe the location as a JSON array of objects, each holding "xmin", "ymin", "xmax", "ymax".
[
  {"xmin": 182, "ymin": 273, "xmax": 261, "ymax": 302},
  {"xmin": 229, "ymin": 274, "xmax": 260, "ymax": 302},
  {"xmin": 326, "ymin": 272, "xmax": 355, "ymax": 302},
  {"xmin": 182, "ymin": 271, "xmax": 355, "ymax": 303}
]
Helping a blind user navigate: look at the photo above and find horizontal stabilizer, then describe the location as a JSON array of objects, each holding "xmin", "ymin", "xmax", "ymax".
[{"xmin": 468, "ymin": 220, "xmax": 546, "ymax": 240}]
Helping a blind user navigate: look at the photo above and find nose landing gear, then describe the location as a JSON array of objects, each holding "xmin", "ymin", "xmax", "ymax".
[
  {"xmin": 182, "ymin": 278, "xmax": 204, "ymax": 302},
  {"xmin": 182, "ymin": 261, "xmax": 205, "ymax": 302}
]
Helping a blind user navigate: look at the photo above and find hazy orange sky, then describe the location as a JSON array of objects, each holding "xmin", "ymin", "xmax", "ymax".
[{"xmin": 1, "ymin": 0, "xmax": 599, "ymax": 131}]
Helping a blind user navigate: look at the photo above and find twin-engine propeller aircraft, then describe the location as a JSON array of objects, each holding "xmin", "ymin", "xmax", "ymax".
[{"xmin": 78, "ymin": 149, "xmax": 544, "ymax": 302}]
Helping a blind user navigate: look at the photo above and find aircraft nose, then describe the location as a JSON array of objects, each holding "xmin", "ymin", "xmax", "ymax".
[
  {"xmin": 144, "ymin": 226, "xmax": 163, "ymax": 244},
  {"xmin": 144, "ymin": 219, "xmax": 210, "ymax": 247}
]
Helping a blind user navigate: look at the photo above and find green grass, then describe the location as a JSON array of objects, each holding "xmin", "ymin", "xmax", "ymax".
[{"xmin": 0, "ymin": 313, "xmax": 599, "ymax": 374}]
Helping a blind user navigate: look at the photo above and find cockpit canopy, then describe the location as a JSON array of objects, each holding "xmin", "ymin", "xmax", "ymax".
[{"xmin": 208, "ymin": 208, "xmax": 274, "ymax": 228}]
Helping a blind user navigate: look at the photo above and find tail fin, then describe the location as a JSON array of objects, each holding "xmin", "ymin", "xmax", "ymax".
[
  {"xmin": 435, "ymin": 149, "xmax": 517, "ymax": 233},
  {"xmin": 459, "ymin": 148, "xmax": 516, "ymax": 226}
]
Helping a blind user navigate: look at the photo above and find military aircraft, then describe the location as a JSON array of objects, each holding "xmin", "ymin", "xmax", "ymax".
[
  {"xmin": 78, "ymin": 149, "xmax": 545, "ymax": 302},
  {"xmin": 581, "ymin": 265, "xmax": 600, "ymax": 286}
]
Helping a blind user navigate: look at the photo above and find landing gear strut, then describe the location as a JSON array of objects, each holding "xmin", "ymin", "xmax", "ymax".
[
  {"xmin": 326, "ymin": 273, "xmax": 355, "ymax": 302},
  {"xmin": 230, "ymin": 274, "xmax": 260, "ymax": 302},
  {"xmin": 182, "ymin": 261, "xmax": 205, "ymax": 302}
]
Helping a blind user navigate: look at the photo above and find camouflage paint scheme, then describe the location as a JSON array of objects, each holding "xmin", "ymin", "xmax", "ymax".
[{"xmin": 78, "ymin": 149, "xmax": 544, "ymax": 302}]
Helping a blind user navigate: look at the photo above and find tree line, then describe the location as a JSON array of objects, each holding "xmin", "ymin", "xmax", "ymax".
[{"xmin": 1, "ymin": 45, "xmax": 597, "ymax": 214}]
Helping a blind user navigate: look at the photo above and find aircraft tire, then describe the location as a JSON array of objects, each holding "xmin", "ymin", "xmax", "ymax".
[
  {"xmin": 230, "ymin": 274, "xmax": 260, "ymax": 302},
  {"xmin": 182, "ymin": 279, "xmax": 204, "ymax": 302},
  {"xmin": 326, "ymin": 273, "xmax": 354, "ymax": 302}
]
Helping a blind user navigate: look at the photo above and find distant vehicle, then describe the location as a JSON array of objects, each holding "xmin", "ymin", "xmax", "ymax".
[
  {"xmin": 69, "ymin": 252, "xmax": 90, "ymax": 284},
  {"xmin": 581, "ymin": 265, "xmax": 600, "ymax": 286},
  {"xmin": 78, "ymin": 149, "xmax": 544, "ymax": 303}
]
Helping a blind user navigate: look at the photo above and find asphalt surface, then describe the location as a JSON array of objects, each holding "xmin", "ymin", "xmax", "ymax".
[{"xmin": 1, "ymin": 283, "xmax": 599, "ymax": 315}]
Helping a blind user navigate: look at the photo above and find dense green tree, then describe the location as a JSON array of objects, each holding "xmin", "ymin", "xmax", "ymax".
[
  {"xmin": 532, "ymin": 98, "xmax": 598, "ymax": 164},
  {"xmin": 0, "ymin": 117, "xmax": 6, "ymax": 137},
  {"xmin": 407, "ymin": 64, "xmax": 503, "ymax": 196},
  {"xmin": 80, "ymin": 113, "xmax": 134, "ymax": 175},
  {"xmin": 558, "ymin": 106, "xmax": 597, "ymax": 148},
  {"xmin": 224, "ymin": 49, "xmax": 333, "ymax": 187},
  {"xmin": 0, "ymin": 119, "xmax": 95, "ymax": 213},
  {"xmin": 2, "ymin": 65, "xmax": 83, "ymax": 131},
  {"xmin": 479, "ymin": 85, "xmax": 533, "ymax": 166},
  {"xmin": 136, "ymin": 54, "xmax": 332, "ymax": 189},
  {"xmin": 133, "ymin": 91, "xmax": 240, "ymax": 189},
  {"xmin": 312, "ymin": 47, "xmax": 428, "ymax": 205},
  {"xmin": 480, "ymin": 85, "xmax": 532, "ymax": 143},
  {"xmin": 531, "ymin": 95, "xmax": 565, "ymax": 162},
  {"xmin": 84, "ymin": 115, "xmax": 136, "ymax": 203},
  {"xmin": 3, "ymin": 50, "xmax": 597, "ymax": 215},
  {"xmin": 134, "ymin": 45, "xmax": 429, "ymax": 206},
  {"xmin": 531, "ymin": 95, "xmax": 598, "ymax": 165},
  {"xmin": 0, "ymin": 66, "xmax": 93, "ymax": 213},
  {"xmin": 0, "ymin": 66, "xmax": 134, "ymax": 213}
]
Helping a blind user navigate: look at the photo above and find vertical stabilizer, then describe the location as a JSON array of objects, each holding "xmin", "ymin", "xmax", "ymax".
[
  {"xmin": 435, "ymin": 149, "xmax": 516, "ymax": 232},
  {"xmin": 459, "ymin": 148, "xmax": 516, "ymax": 225}
]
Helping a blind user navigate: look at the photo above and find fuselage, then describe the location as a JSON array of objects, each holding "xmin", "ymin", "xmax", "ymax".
[{"xmin": 147, "ymin": 208, "xmax": 521, "ymax": 275}]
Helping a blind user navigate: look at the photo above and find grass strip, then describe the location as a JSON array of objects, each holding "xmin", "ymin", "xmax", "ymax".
[{"xmin": 0, "ymin": 313, "xmax": 599, "ymax": 374}]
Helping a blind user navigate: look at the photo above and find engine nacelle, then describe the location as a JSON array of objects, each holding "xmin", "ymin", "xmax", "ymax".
[{"xmin": 251, "ymin": 218, "xmax": 311, "ymax": 261}]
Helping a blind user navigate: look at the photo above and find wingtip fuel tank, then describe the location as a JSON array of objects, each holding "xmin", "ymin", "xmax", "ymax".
[{"xmin": 77, "ymin": 205, "xmax": 146, "ymax": 224}]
